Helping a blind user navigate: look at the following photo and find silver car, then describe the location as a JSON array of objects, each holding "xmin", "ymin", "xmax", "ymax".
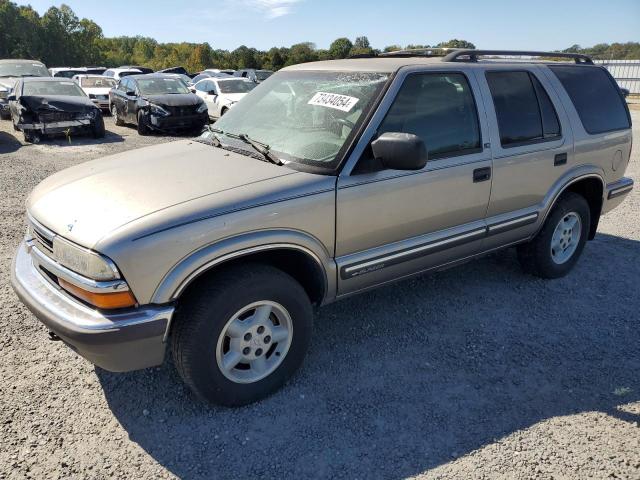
[{"xmin": 12, "ymin": 50, "xmax": 634, "ymax": 406}]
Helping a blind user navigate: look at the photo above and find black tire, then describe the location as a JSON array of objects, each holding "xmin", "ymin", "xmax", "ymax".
[
  {"xmin": 111, "ymin": 104, "xmax": 124, "ymax": 126},
  {"xmin": 517, "ymin": 191, "xmax": 590, "ymax": 279},
  {"xmin": 137, "ymin": 110, "xmax": 150, "ymax": 135},
  {"xmin": 23, "ymin": 130, "xmax": 40, "ymax": 144},
  {"xmin": 92, "ymin": 112, "xmax": 105, "ymax": 138},
  {"xmin": 171, "ymin": 264, "xmax": 313, "ymax": 406}
]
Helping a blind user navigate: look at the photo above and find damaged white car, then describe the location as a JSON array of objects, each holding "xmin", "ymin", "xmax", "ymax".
[{"xmin": 73, "ymin": 74, "xmax": 116, "ymax": 112}]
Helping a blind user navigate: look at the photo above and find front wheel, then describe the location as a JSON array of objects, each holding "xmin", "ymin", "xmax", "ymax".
[
  {"xmin": 171, "ymin": 264, "xmax": 313, "ymax": 406},
  {"xmin": 137, "ymin": 110, "xmax": 151, "ymax": 135},
  {"xmin": 517, "ymin": 192, "xmax": 590, "ymax": 278},
  {"xmin": 92, "ymin": 112, "xmax": 105, "ymax": 138}
]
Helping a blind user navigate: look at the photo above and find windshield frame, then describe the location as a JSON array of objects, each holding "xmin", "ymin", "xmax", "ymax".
[
  {"xmin": 208, "ymin": 69, "xmax": 394, "ymax": 175},
  {"xmin": 216, "ymin": 79, "xmax": 256, "ymax": 94},
  {"xmin": 135, "ymin": 77, "xmax": 190, "ymax": 95},
  {"xmin": 21, "ymin": 80, "xmax": 87, "ymax": 97},
  {"xmin": 0, "ymin": 62, "xmax": 49, "ymax": 78},
  {"xmin": 79, "ymin": 77, "xmax": 116, "ymax": 88}
]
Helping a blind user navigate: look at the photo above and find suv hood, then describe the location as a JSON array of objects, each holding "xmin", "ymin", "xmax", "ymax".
[{"xmin": 27, "ymin": 140, "xmax": 304, "ymax": 248}]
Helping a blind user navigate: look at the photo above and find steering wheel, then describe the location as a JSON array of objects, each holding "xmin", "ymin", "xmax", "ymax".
[{"xmin": 335, "ymin": 118, "xmax": 356, "ymax": 130}]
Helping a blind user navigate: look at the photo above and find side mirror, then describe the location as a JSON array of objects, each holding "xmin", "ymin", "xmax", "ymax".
[
  {"xmin": 126, "ymin": 91, "xmax": 136, "ymax": 97},
  {"xmin": 371, "ymin": 132, "xmax": 428, "ymax": 170},
  {"xmin": 207, "ymin": 90, "xmax": 217, "ymax": 96},
  {"xmin": 7, "ymin": 94, "xmax": 16, "ymax": 102},
  {"xmin": 189, "ymin": 87, "xmax": 196, "ymax": 93}
]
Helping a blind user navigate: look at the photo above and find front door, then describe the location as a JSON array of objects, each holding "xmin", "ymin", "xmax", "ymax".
[{"xmin": 336, "ymin": 70, "xmax": 493, "ymax": 296}]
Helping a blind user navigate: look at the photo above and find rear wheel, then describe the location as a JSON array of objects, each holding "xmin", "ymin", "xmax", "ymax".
[
  {"xmin": 137, "ymin": 110, "xmax": 151, "ymax": 135},
  {"xmin": 111, "ymin": 104, "xmax": 124, "ymax": 126},
  {"xmin": 517, "ymin": 192, "xmax": 590, "ymax": 278},
  {"xmin": 171, "ymin": 264, "xmax": 313, "ymax": 406}
]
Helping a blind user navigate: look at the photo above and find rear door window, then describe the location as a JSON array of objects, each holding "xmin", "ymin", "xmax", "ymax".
[
  {"xmin": 486, "ymin": 71, "xmax": 561, "ymax": 147},
  {"xmin": 549, "ymin": 65, "xmax": 630, "ymax": 134}
]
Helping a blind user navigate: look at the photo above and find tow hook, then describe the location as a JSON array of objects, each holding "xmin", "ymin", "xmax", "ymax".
[{"xmin": 48, "ymin": 331, "xmax": 61, "ymax": 341}]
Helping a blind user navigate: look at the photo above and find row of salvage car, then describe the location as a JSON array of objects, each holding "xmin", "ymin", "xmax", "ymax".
[{"xmin": 0, "ymin": 59, "xmax": 266, "ymax": 143}]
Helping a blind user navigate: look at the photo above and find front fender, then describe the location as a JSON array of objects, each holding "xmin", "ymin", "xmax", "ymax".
[{"xmin": 150, "ymin": 229, "xmax": 337, "ymax": 305}]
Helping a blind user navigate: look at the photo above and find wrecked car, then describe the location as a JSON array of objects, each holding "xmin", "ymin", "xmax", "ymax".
[
  {"xmin": 8, "ymin": 77, "xmax": 105, "ymax": 143},
  {"xmin": 0, "ymin": 59, "xmax": 50, "ymax": 120},
  {"xmin": 109, "ymin": 74, "xmax": 207, "ymax": 135}
]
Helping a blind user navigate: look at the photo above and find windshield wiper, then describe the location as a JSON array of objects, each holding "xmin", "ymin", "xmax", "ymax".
[
  {"xmin": 205, "ymin": 128, "xmax": 283, "ymax": 165},
  {"xmin": 236, "ymin": 133, "xmax": 283, "ymax": 166}
]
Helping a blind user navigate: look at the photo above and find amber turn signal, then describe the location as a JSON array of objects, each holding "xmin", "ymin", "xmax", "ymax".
[{"xmin": 58, "ymin": 279, "xmax": 137, "ymax": 309}]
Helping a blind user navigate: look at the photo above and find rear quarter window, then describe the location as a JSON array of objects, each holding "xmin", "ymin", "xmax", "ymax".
[{"xmin": 549, "ymin": 65, "xmax": 630, "ymax": 134}]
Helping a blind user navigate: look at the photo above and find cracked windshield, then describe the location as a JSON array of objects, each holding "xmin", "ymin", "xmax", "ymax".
[{"xmin": 204, "ymin": 71, "xmax": 389, "ymax": 168}]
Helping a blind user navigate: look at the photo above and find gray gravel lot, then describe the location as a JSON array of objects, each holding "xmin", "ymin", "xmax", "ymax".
[{"xmin": 1, "ymin": 111, "xmax": 639, "ymax": 480}]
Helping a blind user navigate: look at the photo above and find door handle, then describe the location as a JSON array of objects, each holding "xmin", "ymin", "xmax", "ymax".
[
  {"xmin": 554, "ymin": 153, "xmax": 567, "ymax": 166},
  {"xmin": 473, "ymin": 167, "xmax": 492, "ymax": 183}
]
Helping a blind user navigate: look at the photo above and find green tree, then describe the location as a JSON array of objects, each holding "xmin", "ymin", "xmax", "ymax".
[
  {"xmin": 287, "ymin": 42, "xmax": 318, "ymax": 65},
  {"xmin": 329, "ymin": 37, "xmax": 353, "ymax": 59},
  {"xmin": 437, "ymin": 39, "xmax": 476, "ymax": 49},
  {"xmin": 383, "ymin": 45, "xmax": 403, "ymax": 53}
]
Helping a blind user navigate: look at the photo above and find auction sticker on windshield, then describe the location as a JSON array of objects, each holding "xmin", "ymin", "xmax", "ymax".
[{"xmin": 308, "ymin": 92, "xmax": 359, "ymax": 112}]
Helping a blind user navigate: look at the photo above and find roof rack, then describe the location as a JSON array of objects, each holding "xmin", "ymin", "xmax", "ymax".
[
  {"xmin": 378, "ymin": 47, "xmax": 460, "ymax": 58},
  {"xmin": 442, "ymin": 49, "xmax": 593, "ymax": 65}
]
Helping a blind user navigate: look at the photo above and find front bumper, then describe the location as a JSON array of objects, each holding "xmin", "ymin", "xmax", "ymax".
[
  {"xmin": 18, "ymin": 119, "xmax": 94, "ymax": 135},
  {"xmin": 11, "ymin": 241, "xmax": 174, "ymax": 372},
  {"xmin": 603, "ymin": 177, "xmax": 634, "ymax": 214},
  {"xmin": 149, "ymin": 112, "xmax": 208, "ymax": 131},
  {"xmin": 91, "ymin": 99, "xmax": 110, "ymax": 110}
]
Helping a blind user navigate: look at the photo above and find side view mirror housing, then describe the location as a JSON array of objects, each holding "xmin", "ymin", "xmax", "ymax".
[
  {"xmin": 207, "ymin": 90, "xmax": 217, "ymax": 96},
  {"xmin": 126, "ymin": 91, "xmax": 136, "ymax": 97},
  {"xmin": 371, "ymin": 132, "xmax": 428, "ymax": 171},
  {"xmin": 7, "ymin": 94, "xmax": 16, "ymax": 102}
]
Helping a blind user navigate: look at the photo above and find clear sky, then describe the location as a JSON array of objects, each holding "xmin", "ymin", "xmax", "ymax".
[{"xmin": 15, "ymin": 0, "xmax": 640, "ymax": 51}]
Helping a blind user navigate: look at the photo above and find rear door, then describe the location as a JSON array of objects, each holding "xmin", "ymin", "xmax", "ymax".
[
  {"xmin": 335, "ymin": 68, "xmax": 492, "ymax": 296},
  {"xmin": 474, "ymin": 66, "xmax": 573, "ymax": 249}
]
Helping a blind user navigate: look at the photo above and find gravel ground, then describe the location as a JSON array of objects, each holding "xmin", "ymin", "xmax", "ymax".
[{"xmin": 1, "ymin": 111, "xmax": 639, "ymax": 480}]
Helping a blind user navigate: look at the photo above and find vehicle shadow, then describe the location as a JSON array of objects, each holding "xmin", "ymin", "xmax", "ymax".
[
  {"xmin": 97, "ymin": 232, "xmax": 640, "ymax": 479},
  {"xmin": 31, "ymin": 129, "xmax": 125, "ymax": 147},
  {"xmin": 0, "ymin": 130, "xmax": 22, "ymax": 154}
]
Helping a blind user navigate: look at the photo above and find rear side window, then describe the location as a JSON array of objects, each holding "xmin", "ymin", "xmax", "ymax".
[
  {"xmin": 486, "ymin": 71, "xmax": 561, "ymax": 147},
  {"xmin": 379, "ymin": 72, "xmax": 481, "ymax": 159},
  {"xmin": 549, "ymin": 65, "xmax": 630, "ymax": 134}
]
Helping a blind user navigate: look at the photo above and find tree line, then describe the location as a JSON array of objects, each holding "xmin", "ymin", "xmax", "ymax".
[{"xmin": 1, "ymin": 1, "xmax": 638, "ymax": 73}]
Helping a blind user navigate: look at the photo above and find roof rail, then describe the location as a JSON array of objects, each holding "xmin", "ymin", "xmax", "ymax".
[
  {"xmin": 442, "ymin": 49, "xmax": 593, "ymax": 65},
  {"xmin": 378, "ymin": 47, "xmax": 461, "ymax": 58}
]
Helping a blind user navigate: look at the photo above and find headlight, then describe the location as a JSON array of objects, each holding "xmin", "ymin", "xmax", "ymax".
[
  {"xmin": 53, "ymin": 236, "xmax": 118, "ymax": 281},
  {"xmin": 196, "ymin": 102, "xmax": 208, "ymax": 113},
  {"xmin": 149, "ymin": 103, "xmax": 169, "ymax": 116}
]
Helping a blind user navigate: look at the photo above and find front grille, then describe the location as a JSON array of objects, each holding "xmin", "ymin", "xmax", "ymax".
[
  {"xmin": 166, "ymin": 105, "xmax": 198, "ymax": 116},
  {"xmin": 39, "ymin": 112, "xmax": 77, "ymax": 123},
  {"xmin": 30, "ymin": 221, "xmax": 54, "ymax": 255}
]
